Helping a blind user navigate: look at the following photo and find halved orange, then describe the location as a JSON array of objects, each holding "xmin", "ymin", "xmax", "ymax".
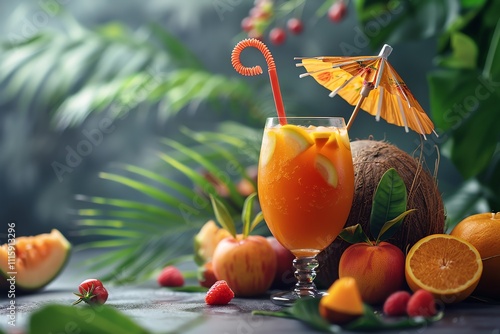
[{"xmin": 405, "ymin": 234, "xmax": 483, "ymax": 304}]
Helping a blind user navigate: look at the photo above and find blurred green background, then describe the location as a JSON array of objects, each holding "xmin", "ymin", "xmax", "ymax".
[{"xmin": 0, "ymin": 0, "xmax": 498, "ymax": 280}]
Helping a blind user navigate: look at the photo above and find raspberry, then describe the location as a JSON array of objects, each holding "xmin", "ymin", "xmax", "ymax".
[
  {"xmin": 407, "ymin": 289, "xmax": 437, "ymax": 317},
  {"xmin": 205, "ymin": 280, "xmax": 234, "ymax": 305},
  {"xmin": 157, "ymin": 266, "xmax": 184, "ymax": 287},
  {"xmin": 383, "ymin": 291, "xmax": 411, "ymax": 316}
]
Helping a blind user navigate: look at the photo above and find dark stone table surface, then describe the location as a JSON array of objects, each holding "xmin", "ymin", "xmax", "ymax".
[{"xmin": 2, "ymin": 252, "xmax": 500, "ymax": 334}]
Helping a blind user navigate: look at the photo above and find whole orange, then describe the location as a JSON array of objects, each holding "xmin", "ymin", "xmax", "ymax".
[{"xmin": 451, "ymin": 212, "xmax": 500, "ymax": 299}]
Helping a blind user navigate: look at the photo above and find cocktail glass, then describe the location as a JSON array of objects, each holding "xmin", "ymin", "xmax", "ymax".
[{"xmin": 258, "ymin": 117, "xmax": 355, "ymax": 306}]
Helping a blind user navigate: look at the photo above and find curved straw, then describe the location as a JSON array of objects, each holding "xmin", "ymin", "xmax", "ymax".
[{"xmin": 231, "ymin": 38, "xmax": 287, "ymax": 125}]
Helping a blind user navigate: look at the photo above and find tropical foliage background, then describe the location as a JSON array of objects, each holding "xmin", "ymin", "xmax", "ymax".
[{"xmin": 1, "ymin": 0, "xmax": 498, "ymax": 282}]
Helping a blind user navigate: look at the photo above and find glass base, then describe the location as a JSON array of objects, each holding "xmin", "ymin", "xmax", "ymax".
[
  {"xmin": 271, "ymin": 289, "xmax": 325, "ymax": 307},
  {"xmin": 270, "ymin": 255, "xmax": 324, "ymax": 306}
]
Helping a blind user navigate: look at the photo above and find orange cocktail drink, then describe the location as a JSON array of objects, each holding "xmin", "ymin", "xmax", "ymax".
[{"xmin": 258, "ymin": 117, "xmax": 354, "ymax": 305}]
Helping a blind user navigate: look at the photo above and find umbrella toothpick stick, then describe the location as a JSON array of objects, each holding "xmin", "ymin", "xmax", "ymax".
[{"xmin": 347, "ymin": 82, "xmax": 374, "ymax": 130}]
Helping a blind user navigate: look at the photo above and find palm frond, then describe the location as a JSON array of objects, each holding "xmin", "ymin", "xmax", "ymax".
[
  {"xmin": 0, "ymin": 18, "xmax": 260, "ymax": 129},
  {"xmin": 73, "ymin": 122, "xmax": 261, "ymax": 283}
]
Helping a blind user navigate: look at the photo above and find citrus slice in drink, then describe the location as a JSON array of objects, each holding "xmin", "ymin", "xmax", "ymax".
[
  {"xmin": 311, "ymin": 131, "xmax": 331, "ymax": 150},
  {"xmin": 337, "ymin": 128, "xmax": 350, "ymax": 150},
  {"xmin": 281, "ymin": 124, "xmax": 314, "ymax": 158},
  {"xmin": 405, "ymin": 234, "xmax": 483, "ymax": 304},
  {"xmin": 260, "ymin": 130, "xmax": 276, "ymax": 167},
  {"xmin": 315, "ymin": 154, "xmax": 338, "ymax": 188}
]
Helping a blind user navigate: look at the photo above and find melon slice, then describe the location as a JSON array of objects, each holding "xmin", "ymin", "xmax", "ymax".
[{"xmin": 0, "ymin": 229, "xmax": 71, "ymax": 292}]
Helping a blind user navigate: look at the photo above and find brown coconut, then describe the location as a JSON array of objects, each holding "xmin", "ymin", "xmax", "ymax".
[{"xmin": 316, "ymin": 140, "xmax": 445, "ymax": 288}]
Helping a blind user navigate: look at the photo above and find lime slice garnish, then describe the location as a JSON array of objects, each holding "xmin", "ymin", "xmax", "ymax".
[
  {"xmin": 315, "ymin": 154, "xmax": 338, "ymax": 188},
  {"xmin": 281, "ymin": 125, "xmax": 314, "ymax": 157},
  {"xmin": 260, "ymin": 130, "xmax": 276, "ymax": 167}
]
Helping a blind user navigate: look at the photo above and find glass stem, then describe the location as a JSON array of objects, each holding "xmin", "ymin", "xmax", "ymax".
[{"xmin": 293, "ymin": 256, "xmax": 321, "ymax": 297}]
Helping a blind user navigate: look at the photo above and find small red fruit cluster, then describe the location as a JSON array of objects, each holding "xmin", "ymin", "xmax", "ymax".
[
  {"xmin": 157, "ymin": 266, "xmax": 185, "ymax": 287},
  {"xmin": 240, "ymin": 0, "xmax": 349, "ymax": 46},
  {"xmin": 240, "ymin": 0, "xmax": 304, "ymax": 45},
  {"xmin": 73, "ymin": 279, "xmax": 108, "ymax": 306},
  {"xmin": 383, "ymin": 289, "xmax": 437, "ymax": 317},
  {"xmin": 205, "ymin": 280, "xmax": 235, "ymax": 305}
]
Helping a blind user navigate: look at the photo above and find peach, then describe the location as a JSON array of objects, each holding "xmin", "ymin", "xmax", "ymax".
[
  {"xmin": 212, "ymin": 235, "xmax": 277, "ymax": 297},
  {"xmin": 338, "ymin": 241, "xmax": 405, "ymax": 305}
]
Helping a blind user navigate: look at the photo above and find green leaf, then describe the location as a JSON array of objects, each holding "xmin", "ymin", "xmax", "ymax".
[
  {"xmin": 437, "ymin": 32, "xmax": 478, "ymax": 69},
  {"xmin": 253, "ymin": 298, "xmax": 335, "ymax": 333},
  {"xmin": 428, "ymin": 69, "xmax": 500, "ymax": 178},
  {"xmin": 483, "ymin": 18, "xmax": 500, "ymax": 80},
  {"xmin": 242, "ymin": 193, "xmax": 257, "ymax": 238},
  {"xmin": 460, "ymin": 0, "xmax": 487, "ymax": 8},
  {"xmin": 376, "ymin": 209, "xmax": 417, "ymax": 242},
  {"xmin": 353, "ymin": 0, "xmax": 460, "ymax": 49},
  {"xmin": 338, "ymin": 224, "xmax": 371, "ymax": 244},
  {"xmin": 369, "ymin": 168, "xmax": 407, "ymax": 241},
  {"xmin": 254, "ymin": 298, "xmax": 443, "ymax": 332},
  {"xmin": 29, "ymin": 304, "xmax": 150, "ymax": 334},
  {"xmin": 249, "ymin": 212, "xmax": 265, "ymax": 234},
  {"xmin": 210, "ymin": 194, "xmax": 237, "ymax": 238}
]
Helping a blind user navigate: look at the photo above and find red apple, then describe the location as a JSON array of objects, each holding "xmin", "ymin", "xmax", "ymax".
[
  {"xmin": 266, "ymin": 237, "xmax": 295, "ymax": 288},
  {"xmin": 338, "ymin": 241, "xmax": 405, "ymax": 305},
  {"xmin": 212, "ymin": 235, "xmax": 277, "ymax": 297}
]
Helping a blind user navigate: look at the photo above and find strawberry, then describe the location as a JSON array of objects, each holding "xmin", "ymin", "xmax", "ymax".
[
  {"xmin": 73, "ymin": 279, "xmax": 108, "ymax": 305},
  {"xmin": 205, "ymin": 280, "xmax": 234, "ymax": 305},
  {"xmin": 157, "ymin": 266, "xmax": 184, "ymax": 287},
  {"xmin": 383, "ymin": 291, "xmax": 411, "ymax": 316},
  {"xmin": 407, "ymin": 289, "xmax": 437, "ymax": 317}
]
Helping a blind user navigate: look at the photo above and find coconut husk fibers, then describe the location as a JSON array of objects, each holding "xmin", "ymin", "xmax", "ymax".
[{"xmin": 316, "ymin": 139, "xmax": 445, "ymax": 288}]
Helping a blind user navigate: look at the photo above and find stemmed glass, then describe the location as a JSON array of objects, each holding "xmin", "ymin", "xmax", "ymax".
[{"xmin": 258, "ymin": 117, "xmax": 355, "ymax": 306}]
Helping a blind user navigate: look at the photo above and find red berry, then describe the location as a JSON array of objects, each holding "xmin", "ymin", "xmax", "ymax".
[
  {"xmin": 407, "ymin": 289, "xmax": 437, "ymax": 317},
  {"xmin": 269, "ymin": 27, "xmax": 286, "ymax": 45},
  {"xmin": 241, "ymin": 17, "xmax": 253, "ymax": 32},
  {"xmin": 287, "ymin": 18, "xmax": 303, "ymax": 35},
  {"xmin": 73, "ymin": 279, "xmax": 108, "ymax": 305},
  {"xmin": 205, "ymin": 280, "xmax": 234, "ymax": 305},
  {"xmin": 328, "ymin": 1, "xmax": 347, "ymax": 23},
  {"xmin": 157, "ymin": 266, "xmax": 184, "ymax": 287},
  {"xmin": 383, "ymin": 291, "xmax": 411, "ymax": 316}
]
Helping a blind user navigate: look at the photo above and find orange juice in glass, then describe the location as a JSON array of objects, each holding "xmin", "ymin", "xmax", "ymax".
[{"xmin": 258, "ymin": 117, "xmax": 354, "ymax": 305}]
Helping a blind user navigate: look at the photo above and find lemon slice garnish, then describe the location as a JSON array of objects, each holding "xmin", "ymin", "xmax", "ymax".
[
  {"xmin": 260, "ymin": 130, "xmax": 276, "ymax": 167},
  {"xmin": 337, "ymin": 128, "xmax": 351, "ymax": 150},
  {"xmin": 315, "ymin": 154, "xmax": 338, "ymax": 188},
  {"xmin": 281, "ymin": 125, "xmax": 314, "ymax": 158}
]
